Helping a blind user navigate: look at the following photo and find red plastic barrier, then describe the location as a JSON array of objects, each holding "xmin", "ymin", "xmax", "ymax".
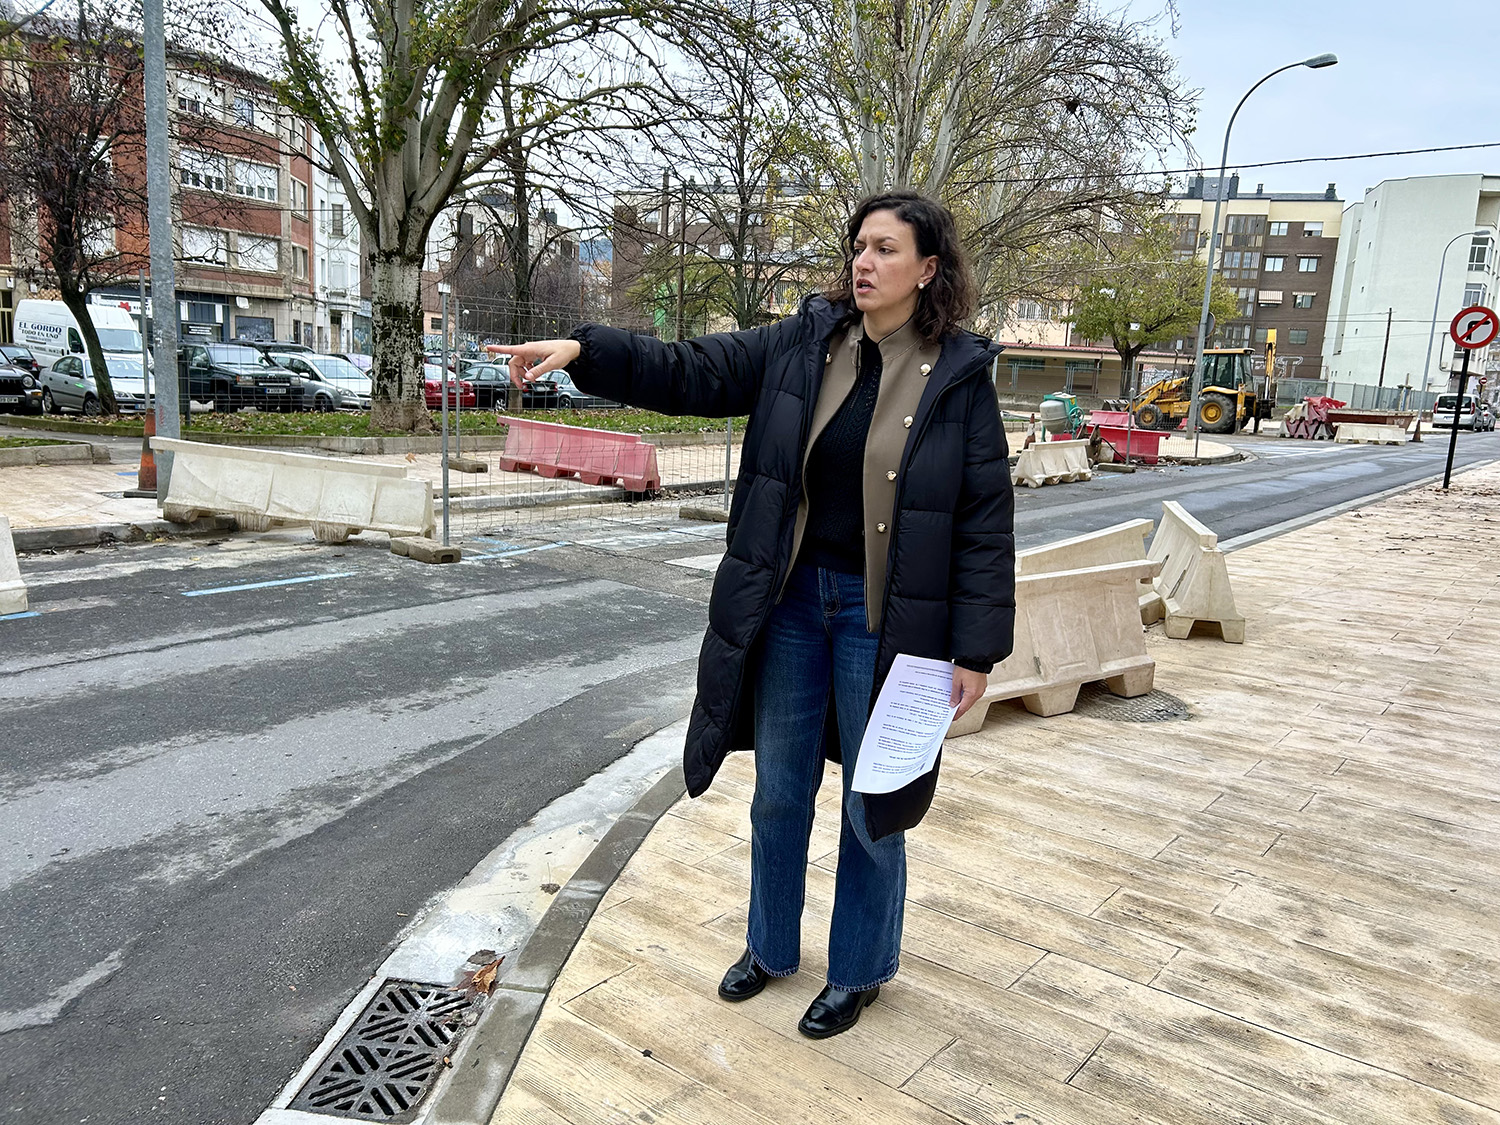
[
  {"xmin": 1086, "ymin": 411, "xmax": 1166, "ymax": 464},
  {"xmin": 498, "ymin": 418, "xmax": 662, "ymax": 493}
]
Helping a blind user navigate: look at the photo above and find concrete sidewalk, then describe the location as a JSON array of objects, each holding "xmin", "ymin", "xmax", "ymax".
[{"xmin": 484, "ymin": 463, "xmax": 1500, "ymax": 1125}]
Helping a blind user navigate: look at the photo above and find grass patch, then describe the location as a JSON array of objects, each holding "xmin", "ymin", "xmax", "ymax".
[{"xmin": 0, "ymin": 436, "xmax": 69, "ymax": 448}]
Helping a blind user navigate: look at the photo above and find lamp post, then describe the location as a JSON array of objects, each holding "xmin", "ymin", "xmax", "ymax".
[
  {"xmin": 1420, "ymin": 229, "xmax": 1489, "ymax": 406},
  {"xmin": 1188, "ymin": 53, "xmax": 1338, "ymax": 451}
]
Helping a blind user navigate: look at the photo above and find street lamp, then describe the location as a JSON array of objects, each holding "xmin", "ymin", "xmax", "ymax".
[
  {"xmin": 1188, "ymin": 53, "xmax": 1338, "ymax": 447},
  {"xmin": 1419, "ymin": 228, "xmax": 1490, "ymax": 407}
]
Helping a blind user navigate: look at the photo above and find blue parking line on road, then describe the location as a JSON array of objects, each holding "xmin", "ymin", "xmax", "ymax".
[
  {"xmin": 181, "ymin": 572, "xmax": 357, "ymax": 597},
  {"xmin": 0, "ymin": 610, "xmax": 41, "ymax": 621},
  {"xmin": 116, "ymin": 471, "xmax": 138, "ymax": 477}
]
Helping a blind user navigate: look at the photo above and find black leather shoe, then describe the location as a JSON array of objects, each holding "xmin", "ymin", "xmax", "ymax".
[
  {"xmin": 797, "ymin": 984, "xmax": 880, "ymax": 1038},
  {"xmin": 717, "ymin": 948, "xmax": 771, "ymax": 1001}
]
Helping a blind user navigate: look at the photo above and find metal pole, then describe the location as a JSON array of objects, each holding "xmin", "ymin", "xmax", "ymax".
[
  {"xmin": 676, "ymin": 179, "xmax": 687, "ymax": 342},
  {"xmin": 142, "ymin": 0, "xmax": 179, "ymax": 499},
  {"xmin": 1188, "ymin": 56, "xmax": 1336, "ymax": 452},
  {"xmin": 1422, "ymin": 230, "xmax": 1485, "ymax": 400},
  {"xmin": 453, "ymin": 298, "xmax": 461, "ymax": 458},
  {"xmin": 1443, "ymin": 347, "xmax": 1469, "ymax": 490},
  {"xmin": 723, "ymin": 416, "xmax": 732, "ymax": 510},
  {"xmin": 440, "ymin": 289, "xmax": 450, "ymax": 545},
  {"xmin": 1376, "ymin": 307, "xmax": 1392, "ymax": 391}
]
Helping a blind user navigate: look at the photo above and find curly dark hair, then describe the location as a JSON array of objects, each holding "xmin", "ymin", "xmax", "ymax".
[{"xmin": 825, "ymin": 190, "xmax": 976, "ymax": 346}]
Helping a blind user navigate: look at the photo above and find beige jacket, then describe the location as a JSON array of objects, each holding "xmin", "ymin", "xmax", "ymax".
[{"xmin": 787, "ymin": 317, "xmax": 942, "ymax": 631}]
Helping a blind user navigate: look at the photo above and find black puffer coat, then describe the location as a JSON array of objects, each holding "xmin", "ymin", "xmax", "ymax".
[{"xmin": 569, "ymin": 296, "xmax": 1015, "ymax": 839}]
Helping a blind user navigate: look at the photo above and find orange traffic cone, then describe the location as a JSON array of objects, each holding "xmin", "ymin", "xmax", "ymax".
[{"xmin": 135, "ymin": 410, "xmax": 157, "ymax": 493}]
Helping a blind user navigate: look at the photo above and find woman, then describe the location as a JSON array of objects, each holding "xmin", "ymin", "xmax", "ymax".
[{"xmin": 507, "ymin": 190, "xmax": 1015, "ymax": 1039}]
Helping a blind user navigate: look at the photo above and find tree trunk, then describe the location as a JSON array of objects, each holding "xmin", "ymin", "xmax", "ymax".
[
  {"xmin": 1119, "ymin": 347, "xmax": 1142, "ymax": 400},
  {"xmin": 506, "ymin": 149, "xmax": 533, "ymax": 343},
  {"xmin": 58, "ymin": 285, "xmax": 117, "ymax": 415},
  {"xmin": 369, "ymin": 250, "xmax": 432, "ymax": 433}
]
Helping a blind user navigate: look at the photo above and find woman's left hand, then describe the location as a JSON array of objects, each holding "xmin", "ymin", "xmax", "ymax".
[{"xmin": 950, "ymin": 666, "xmax": 987, "ymax": 719}]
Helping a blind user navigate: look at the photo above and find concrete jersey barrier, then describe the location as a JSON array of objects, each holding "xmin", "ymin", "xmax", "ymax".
[
  {"xmin": 948, "ymin": 557, "xmax": 1160, "ymax": 737},
  {"xmin": 1012, "ymin": 438, "xmax": 1091, "ymax": 488},
  {"xmin": 499, "ymin": 418, "xmax": 662, "ymax": 493},
  {"xmin": 152, "ymin": 437, "xmax": 435, "ymax": 544},
  {"xmin": 1145, "ymin": 500, "xmax": 1245, "ymax": 642},
  {"xmin": 0, "ymin": 514, "xmax": 28, "ymax": 615},
  {"xmin": 1017, "ymin": 518, "xmax": 1160, "ymax": 622},
  {"xmin": 1335, "ymin": 422, "xmax": 1408, "ymax": 446}
]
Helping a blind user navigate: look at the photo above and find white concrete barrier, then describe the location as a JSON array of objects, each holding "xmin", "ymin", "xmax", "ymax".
[
  {"xmin": 1146, "ymin": 500, "xmax": 1244, "ymax": 642},
  {"xmin": 1335, "ymin": 422, "xmax": 1408, "ymax": 446},
  {"xmin": 948, "ymin": 558, "xmax": 1160, "ymax": 737},
  {"xmin": 152, "ymin": 437, "xmax": 435, "ymax": 544},
  {"xmin": 0, "ymin": 514, "xmax": 27, "ymax": 616},
  {"xmin": 1016, "ymin": 518, "xmax": 1161, "ymax": 622},
  {"xmin": 1012, "ymin": 438, "xmax": 1091, "ymax": 488}
]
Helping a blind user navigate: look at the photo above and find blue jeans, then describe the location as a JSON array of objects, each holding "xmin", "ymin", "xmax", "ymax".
[{"xmin": 747, "ymin": 565, "xmax": 906, "ymax": 991}]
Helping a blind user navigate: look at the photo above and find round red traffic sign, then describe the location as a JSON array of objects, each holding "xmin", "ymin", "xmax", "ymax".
[{"xmin": 1449, "ymin": 305, "xmax": 1499, "ymax": 349}]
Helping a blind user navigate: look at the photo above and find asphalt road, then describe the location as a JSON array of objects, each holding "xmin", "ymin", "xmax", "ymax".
[{"xmin": 1, "ymin": 427, "xmax": 1496, "ymax": 1124}]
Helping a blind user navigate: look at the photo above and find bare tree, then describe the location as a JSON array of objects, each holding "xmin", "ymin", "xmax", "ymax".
[
  {"xmin": 0, "ymin": 1, "xmax": 152, "ymax": 414},
  {"xmin": 261, "ymin": 0, "xmax": 697, "ymax": 431},
  {"xmin": 800, "ymin": 0, "xmax": 1196, "ymax": 318}
]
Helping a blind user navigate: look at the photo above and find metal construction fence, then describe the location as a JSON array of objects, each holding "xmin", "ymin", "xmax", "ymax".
[{"xmin": 1274, "ymin": 378, "xmax": 1445, "ymax": 412}]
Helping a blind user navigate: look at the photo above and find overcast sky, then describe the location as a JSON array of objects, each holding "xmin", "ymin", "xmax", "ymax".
[{"xmin": 1131, "ymin": 0, "xmax": 1496, "ymax": 204}]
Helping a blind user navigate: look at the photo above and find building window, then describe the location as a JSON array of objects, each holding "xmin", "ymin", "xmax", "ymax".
[
  {"xmin": 1303, "ymin": 221, "xmax": 1324, "ymax": 237},
  {"xmin": 1224, "ymin": 215, "xmax": 1266, "ymax": 248},
  {"xmin": 430, "ymin": 316, "xmax": 442, "ymax": 331},
  {"xmin": 236, "ymin": 235, "xmax": 279, "ymax": 272},
  {"xmin": 1463, "ymin": 282, "xmax": 1488, "ymax": 308},
  {"xmin": 291, "ymin": 245, "xmax": 309, "ymax": 280},
  {"xmin": 181, "ymin": 226, "xmax": 228, "ymax": 265},
  {"xmin": 1468, "ymin": 235, "xmax": 1492, "ymax": 271},
  {"xmin": 1263, "ymin": 256, "xmax": 1285, "ymax": 272},
  {"xmin": 719, "ymin": 243, "xmax": 733, "ymax": 258},
  {"xmin": 1297, "ymin": 256, "xmax": 1320, "ymax": 273},
  {"xmin": 232, "ymin": 94, "xmax": 255, "ymax": 128},
  {"xmin": 1253, "ymin": 327, "xmax": 1269, "ymax": 344},
  {"xmin": 233, "ymin": 161, "xmax": 279, "ymax": 202},
  {"xmin": 1234, "ymin": 287, "xmax": 1257, "ymax": 317},
  {"xmin": 179, "ymin": 150, "xmax": 226, "ymax": 192},
  {"xmin": 175, "ymin": 75, "xmax": 213, "ymax": 115},
  {"xmin": 1269, "ymin": 221, "xmax": 1289, "ymax": 237},
  {"xmin": 330, "ymin": 203, "xmax": 345, "ymax": 239},
  {"xmin": 1287, "ymin": 329, "xmax": 1309, "ymax": 345},
  {"xmin": 1220, "ymin": 324, "xmax": 1251, "ymax": 346},
  {"xmin": 1293, "ymin": 293, "xmax": 1315, "ymax": 309},
  {"xmin": 292, "ymin": 179, "xmax": 309, "ymax": 217},
  {"xmin": 82, "ymin": 218, "xmax": 115, "ymax": 258},
  {"xmin": 1015, "ymin": 299, "xmax": 1047, "ymax": 321}
]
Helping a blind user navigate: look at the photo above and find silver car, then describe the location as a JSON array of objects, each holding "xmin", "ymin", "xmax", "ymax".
[
  {"xmin": 270, "ymin": 353, "xmax": 372, "ymax": 410},
  {"xmin": 550, "ymin": 369, "xmax": 618, "ymax": 410},
  {"xmin": 41, "ymin": 354, "xmax": 149, "ymax": 415}
]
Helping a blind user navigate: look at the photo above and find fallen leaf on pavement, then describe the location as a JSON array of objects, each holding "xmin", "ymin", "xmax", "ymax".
[{"xmin": 469, "ymin": 957, "xmax": 504, "ymax": 996}]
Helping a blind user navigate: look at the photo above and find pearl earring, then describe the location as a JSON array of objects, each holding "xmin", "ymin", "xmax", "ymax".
[{"xmin": 917, "ymin": 281, "xmax": 926, "ymax": 289}]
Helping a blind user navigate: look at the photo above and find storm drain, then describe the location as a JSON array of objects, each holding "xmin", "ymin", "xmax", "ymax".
[
  {"xmin": 290, "ymin": 980, "xmax": 474, "ymax": 1121},
  {"xmin": 1073, "ymin": 683, "xmax": 1191, "ymax": 722}
]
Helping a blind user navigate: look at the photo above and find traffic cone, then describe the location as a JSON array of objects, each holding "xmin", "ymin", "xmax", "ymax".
[{"xmin": 132, "ymin": 410, "xmax": 157, "ymax": 495}]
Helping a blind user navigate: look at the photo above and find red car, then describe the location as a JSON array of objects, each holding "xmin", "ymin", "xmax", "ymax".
[{"xmin": 423, "ymin": 363, "xmax": 475, "ymax": 409}]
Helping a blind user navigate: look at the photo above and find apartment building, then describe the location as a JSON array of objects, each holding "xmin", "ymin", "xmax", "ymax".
[
  {"xmin": 1323, "ymin": 174, "xmax": 1500, "ymax": 397},
  {"xmin": 311, "ymin": 141, "xmax": 369, "ymax": 354}
]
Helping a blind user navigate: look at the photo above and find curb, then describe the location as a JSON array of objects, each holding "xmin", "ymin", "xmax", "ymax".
[
  {"xmin": 1161, "ymin": 450, "xmax": 1243, "ymax": 466},
  {"xmin": 428, "ymin": 766, "xmax": 687, "ymax": 1125},
  {"xmin": 0, "ymin": 441, "xmax": 109, "ymax": 467},
  {"xmin": 13, "ymin": 515, "xmax": 235, "ymax": 552}
]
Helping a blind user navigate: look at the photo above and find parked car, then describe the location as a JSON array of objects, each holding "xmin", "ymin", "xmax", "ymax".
[
  {"xmin": 549, "ymin": 369, "xmax": 618, "ymax": 410},
  {"xmin": 14, "ymin": 299, "xmax": 147, "ymax": 377},
  {"xmin": 333, "ymin": 352, "xmax": 373, "ymax": 373},
  {"xmin": 1432, "ymin": 393, "xmax": 1483, "ymax": 430},
  {"xmin": 0, "ymin": 362, "xmax": 44, "ymax": 415},
  {"xmin": 461, "ymin": 362, "xmax": 514, "ymax": 409},
  {"xmin": 248, "ymin": 340, "xmax": 314, "ymax": 357},
  {"xmin": 41, "ymin": 354, "xmax": 149, "ymax": 414},
  {"xmin": 1474, "ymin": 401, "xmax": 1497, "ymax": 432},
  {"xmin": 0, "ymin": 343, "xmax": 43, "ymax": 377},
  {"xmin": 179, "ymin": 342, "xmax": 295, "ymax": 412},
  {"xmin": 422, "ymin": 363, "xmax": 475, "ymax": 409},
  {"xmin": 269, "ymin": 353, "xmax": 372, "ymax": 411}
]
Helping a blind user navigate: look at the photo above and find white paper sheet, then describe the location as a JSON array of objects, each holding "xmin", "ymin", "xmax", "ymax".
[{"xmin": 850, "ymin": 654, "xmax": 958, "ymax": 795}]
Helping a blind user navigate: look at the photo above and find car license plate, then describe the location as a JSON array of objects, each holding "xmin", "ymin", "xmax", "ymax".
[
  {"xmin": 0, "ymin": 395, "xmax": 18, "ymax": 403},
  {"xmin": 265, "ymin": 387, "xmax": 287, "ymax": 394}
]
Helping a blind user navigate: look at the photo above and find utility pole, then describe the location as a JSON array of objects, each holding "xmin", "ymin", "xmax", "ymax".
[
  {"xmin": 142, "ymin": 0, "xmax": 179, "ymax": 497},
  {"xmin": 1377, "ymin": 307, "xmax": 1392, "ymax": 393},
  {"xmin": 675, "ymin": 179, "xmax": 687, "ymax": 342}
]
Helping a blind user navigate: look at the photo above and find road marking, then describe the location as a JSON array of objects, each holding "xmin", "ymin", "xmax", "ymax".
[
  {"xmin": 0, "ymin": 610, "xmax": 41, "ymax": 621},
  {"xmin": 665, "ymin": 552, "xmax": 725, "ymax": 573},
  {"xmin": 181, "ymin": 572, "xmax": 356, "ymax": 597},
  {"xmin": 463, "ymin": 541, "xmax": 567, "ymax": 562}
]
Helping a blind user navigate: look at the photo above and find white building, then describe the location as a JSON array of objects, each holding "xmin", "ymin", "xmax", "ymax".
[
  {"xmin": 1323, "ymin": 174, "xmax": 1500, "ymax": 402},
  {"xmin": 312, "ymin": 140, "xmax": 367, "ymax": 354}
]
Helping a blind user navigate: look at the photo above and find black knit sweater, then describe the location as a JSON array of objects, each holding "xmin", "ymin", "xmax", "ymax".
[{"xmin": 800, "ymin": 335, "xmax": 882, "ymax": 575}]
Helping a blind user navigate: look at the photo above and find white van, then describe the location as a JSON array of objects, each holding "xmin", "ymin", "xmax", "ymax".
[{"xmin": 13, "ymin": 299, "xmax": 151, "ymax": 412}]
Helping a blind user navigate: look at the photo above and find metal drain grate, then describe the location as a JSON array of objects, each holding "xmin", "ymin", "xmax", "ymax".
[
  {"xmin": 290, "ymin": 980, "xmax": 474, "ymax": 1121},
  {"xmin": 1072, "ymin": 683, "xmax": 1191, "ymax": 722}
]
